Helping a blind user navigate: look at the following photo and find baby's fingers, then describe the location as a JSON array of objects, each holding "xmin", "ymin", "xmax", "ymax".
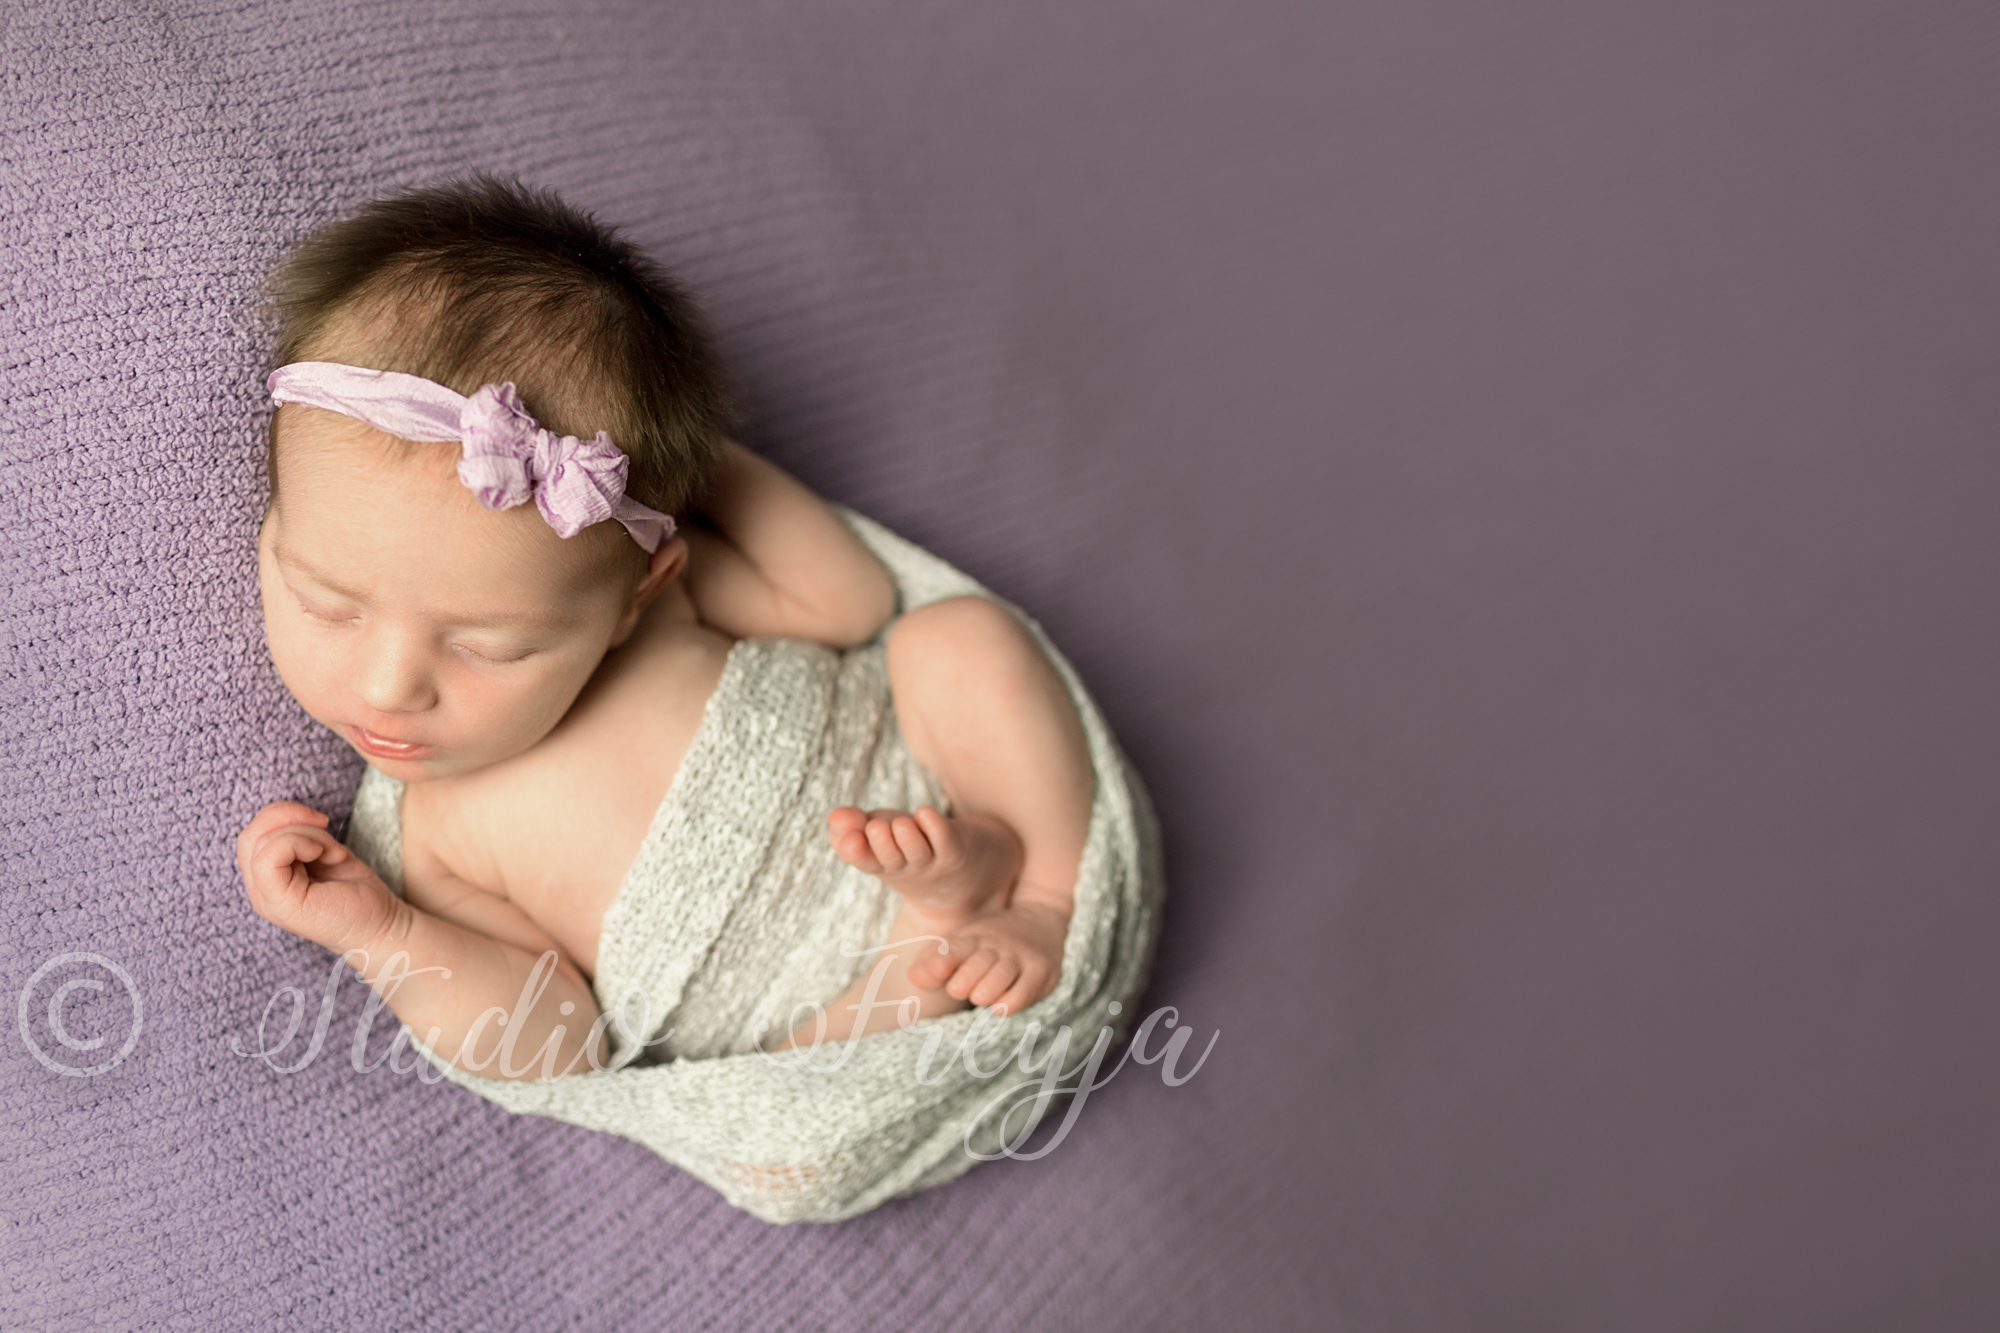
[
  {"xmin": 245, "ymin": 824, "xmax": 345, "ymax": 892},
  {"xmin": 262, "ymin": 820, "xmax": 344, "ymax": 861},
  {"xmin": 245, "ymin": 801, "xmax": 330, "ymax": 839},
  {"xmin": 236, "ymin": 802, "xmax": 330, "ymax": 866}
]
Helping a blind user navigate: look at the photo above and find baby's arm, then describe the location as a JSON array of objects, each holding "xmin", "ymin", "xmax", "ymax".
[
  {"xmin": 238, "ymin": 803, "xmax": 607, "ymax": 1081},
  {"xmin": 680, "ymin": 440, "xmax": 894, "ymax": 648}
]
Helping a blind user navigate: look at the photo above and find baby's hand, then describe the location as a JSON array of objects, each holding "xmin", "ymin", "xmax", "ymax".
[
  {"xmin": 236, "ymin": 802, "xmax": 402, "ymax": 958},
  {"xmin": 910, "ymin": 900, "xmax": 1070, "ymax": 1018}
]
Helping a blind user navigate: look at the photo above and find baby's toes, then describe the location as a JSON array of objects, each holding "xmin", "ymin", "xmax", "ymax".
[
  {"xmin": 943, "ymin": 947, "xmax": 1001, "ymax": 1001},
  {"xmin": 904, "ymin": 934, "xmax": 960, "ymax": 989},
  {"xmin": 916, "ymin": 940, "xmax": 960, "ymax": 992},
  {"xmin": 967, "ymin": 955, "xmax": 1024, "ymax": 1009},
  {"xmin": 912, "ymin": 807, "xmax": 961, "ymax": 867},
  {"xmin": 889, "ymin": 814, "xmax": 935, "ymax": 868},
  {"xmin": 905, "ymin": 951, "xmax": 945, "ymax": 990},
  {"xmin": 829, "ymin": 824, "xmax": 883, "ymax": 873},
  {"xmin": 828, "ymin": 807, "xmax": 869, "ymax": 839},
  {"xmin": 992, "ymin": 961, "xmax": 1054, "ymax": 1018},
  {"xmin": 863, "ymin": 817, "xmax": 909, "ymax": 872}
]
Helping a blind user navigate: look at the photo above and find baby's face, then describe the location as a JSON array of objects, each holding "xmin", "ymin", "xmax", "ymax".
[{"xmin": 259, "ymin": 406, "xmax": 640, "ymax": 784}]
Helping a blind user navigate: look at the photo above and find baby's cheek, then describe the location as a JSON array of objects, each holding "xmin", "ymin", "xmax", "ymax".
[
  {"xmin": 511, "ymin": 675, "xmax": 580, "ymax": 742},
  {"xmin": 265, "ymin": 621, "xmax": 337, "ymax": 719},
  {"xmin": 480, "ymin": 668, "xmax": 587, "ymax": 754}
]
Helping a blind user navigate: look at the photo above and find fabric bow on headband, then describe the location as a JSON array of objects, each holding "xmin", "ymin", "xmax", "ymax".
[{"xmin": 266, "ymin": 361, "xmax": 675, "ymax": 553}]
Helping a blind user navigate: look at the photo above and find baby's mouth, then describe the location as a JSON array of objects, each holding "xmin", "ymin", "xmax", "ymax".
[{"xmin": 349, "ymin": 725, "xmax": 436, "ymax": 762}]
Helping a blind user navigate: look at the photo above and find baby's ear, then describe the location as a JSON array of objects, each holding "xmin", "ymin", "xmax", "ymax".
[
  {"xmin": 609, "ymin": 535, "xmax": 688, "ymax": 646},
  {"xmin": 637, "ymin": 535, "xmax": 689, "ymax": 600}
]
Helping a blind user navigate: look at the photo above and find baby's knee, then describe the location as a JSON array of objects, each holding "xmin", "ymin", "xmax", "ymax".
[{"xmin": 886, "ymin": 596, "xmax": 1031, "ymax": 681}]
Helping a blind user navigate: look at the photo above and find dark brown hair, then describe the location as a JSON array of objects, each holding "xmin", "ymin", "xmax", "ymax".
[{"xmin": 262, "ymin": 173, "xmax": 733, "ymax": 518}]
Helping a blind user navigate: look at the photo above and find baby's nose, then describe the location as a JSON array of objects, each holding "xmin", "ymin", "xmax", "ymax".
[{"xmin": 357, "ymin": 633, "xmax": 438, "ymax": 714}]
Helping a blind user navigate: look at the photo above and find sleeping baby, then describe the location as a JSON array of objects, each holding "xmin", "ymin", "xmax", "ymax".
[{"xmin": 236, "ymin": 175, "xmax": 1101, "ymax": 1077}]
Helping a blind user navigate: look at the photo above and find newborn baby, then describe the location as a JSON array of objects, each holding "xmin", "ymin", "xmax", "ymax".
[{"xmin": 236, "ymin": 175, "xmax": 1094, "ymax": 1077}]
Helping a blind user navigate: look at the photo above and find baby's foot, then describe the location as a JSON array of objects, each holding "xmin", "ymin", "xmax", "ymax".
[
  {"xmin": 828, "ymin": 805, "xmax": 1022, "ymax": 932},
  {"xmin": 911, "ymin": 899, "xmax": 1070, "ymax": 1016}
]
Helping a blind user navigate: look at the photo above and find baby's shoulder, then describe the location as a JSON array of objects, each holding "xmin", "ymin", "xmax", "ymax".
[
  {"xmin": 578, "ymin": 615, "xmax": 738, "ymax": 737},
  {"xmin": 400, "ymin": 621, "xmax": 738, "ymax": 899}
]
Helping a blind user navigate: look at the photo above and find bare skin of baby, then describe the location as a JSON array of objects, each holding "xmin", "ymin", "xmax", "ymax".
[{"xmin": 236, "ymin": 404, "xmax": 1093, "ymax": 1078}]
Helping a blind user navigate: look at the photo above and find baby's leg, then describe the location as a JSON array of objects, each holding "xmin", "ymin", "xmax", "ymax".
[{"xmin": 831, "ymin": 596, "xmax": 1093, "ymax": 1015}]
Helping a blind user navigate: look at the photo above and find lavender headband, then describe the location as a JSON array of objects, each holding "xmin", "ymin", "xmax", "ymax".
[{"xmin": 267, "ymin": 361, "xmax": 675, "ymax": 554}]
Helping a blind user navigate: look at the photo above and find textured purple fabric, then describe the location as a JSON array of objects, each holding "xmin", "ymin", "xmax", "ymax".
[
  {"xmin": 268, "ymin": 363, "xmax": 675, "ymax": 551},
  {"xmin": 5, "ymin": 1, "xmax": 1999, "ymax": 1329}
]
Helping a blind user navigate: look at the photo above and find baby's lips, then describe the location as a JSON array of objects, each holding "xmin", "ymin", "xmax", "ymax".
[{"xmin": 348, "ymin": 725, "xmax": 438, "ymax": 761}]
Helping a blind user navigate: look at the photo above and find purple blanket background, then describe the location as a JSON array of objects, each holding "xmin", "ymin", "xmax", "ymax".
[{"xmin": 5, "ymin": 1, "xmax": 1997, "ymax": 1327}]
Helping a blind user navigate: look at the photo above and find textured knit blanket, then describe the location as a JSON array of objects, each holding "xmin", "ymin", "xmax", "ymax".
[{"xmin": 343, "ymin": 507, "xmax": 1165, "ymax": 1223}]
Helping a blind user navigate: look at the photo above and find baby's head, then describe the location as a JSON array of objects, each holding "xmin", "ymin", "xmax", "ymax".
[{"xmin": 256, "ymin": 175, "xmax": 733, "ymax": 782}]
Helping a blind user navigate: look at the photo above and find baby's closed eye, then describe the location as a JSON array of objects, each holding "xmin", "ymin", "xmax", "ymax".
[
  {"xmin": 293, "ymin": 588, "xmax": 533, "ymax": 663},
  {"xmin": 451, "ymin": 641, "xmax": 536, "ymax": 664},
  {"xmin": 297, "ymin": 599, "xmax": 359, "ymax": 627}
]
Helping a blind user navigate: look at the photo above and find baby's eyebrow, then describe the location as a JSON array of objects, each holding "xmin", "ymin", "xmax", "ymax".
[
  {"xmin": 272, "ymin": 545, "xmax": 573, "ymax": 633},
  {"xmin": 272, "ymin": 545, "xmax": 370, "ymax": 603},
  {"xmin": 447, "ymin": 607, "xmax": 573, "ymax": 632}
]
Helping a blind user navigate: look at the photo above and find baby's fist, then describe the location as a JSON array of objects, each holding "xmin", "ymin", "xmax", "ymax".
[{"xmin": 237, "ymin": 802, "xmax": 401, "ymax": 957}]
